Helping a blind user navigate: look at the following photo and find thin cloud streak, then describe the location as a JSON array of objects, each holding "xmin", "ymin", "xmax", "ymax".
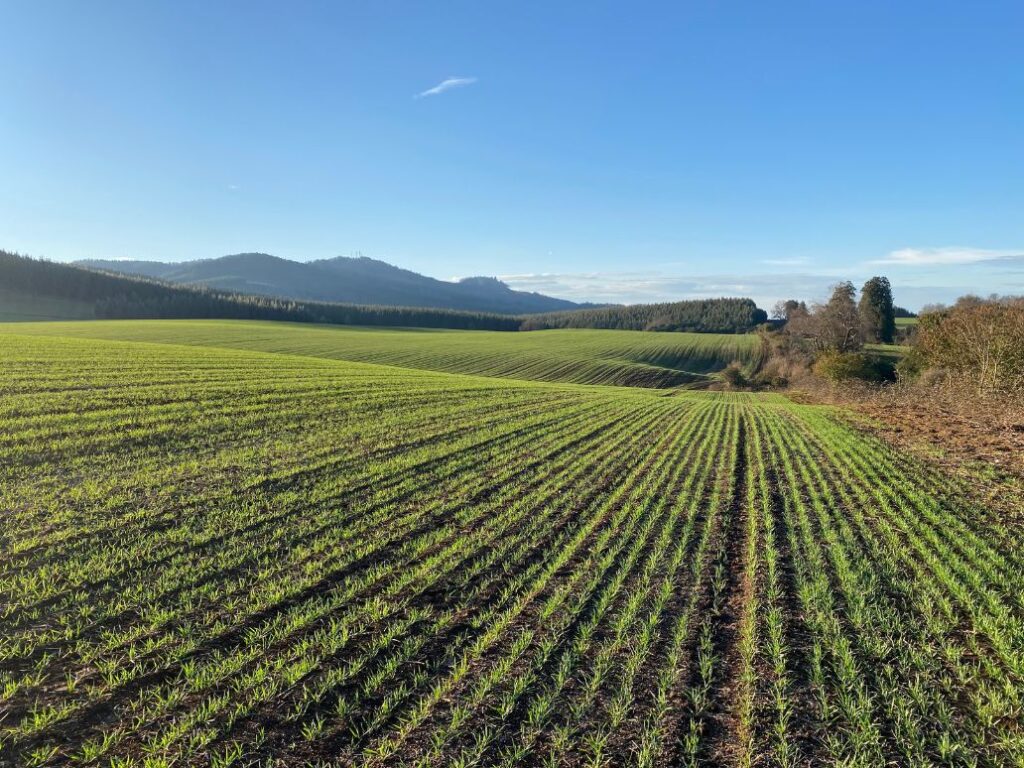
[
  {"xmin": 415, "ymin": 76, "xmax": 478, "ymax": 98},
  {"xmin": 499, "ymin": 267, "xmax": 1018, "ymax": 312},
  {"xmin": 873, "ymin": 246, "xmax": 1024, "ymax": 266},
  {"xmin": 499, "ymin": 270, "xmax": 842, "ymax": 308}
]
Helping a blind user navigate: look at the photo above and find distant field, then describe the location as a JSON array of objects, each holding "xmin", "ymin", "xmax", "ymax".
[
  {"xmin": 5, "ymin": 319, "xmax": 765, "ymax": 388},
  {"xmin": 896, "ymin": 317, "xmax": 918, "ymax": 327},
  {"xmin": 2, "ymin": 329, "xmax": 1022, "ymax": 766},
  {"xmin": 864, "ymin": 342, "xmax": 907, "ymax": 361}
]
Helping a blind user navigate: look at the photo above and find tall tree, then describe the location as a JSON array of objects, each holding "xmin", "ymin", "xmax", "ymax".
[{"xmin": 859, "ymin": 276, "xmax": 895, "ymax": 343}]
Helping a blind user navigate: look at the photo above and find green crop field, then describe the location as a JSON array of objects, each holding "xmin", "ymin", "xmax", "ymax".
[
  {"xmin": 2, "ymin": 323, "xmax": 1023, "ymax": 767},
  {"xmin": 5, "ymin": 320, "xmax": 764, "ymax": 388},
  {"xmin": 863, "ymin": 342, "xmax": 907, "ymax": 361}
]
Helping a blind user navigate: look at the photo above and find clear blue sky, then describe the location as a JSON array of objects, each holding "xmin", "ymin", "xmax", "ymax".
[{"xmin": 2, "ymin": 1, "xmax": 1021, "ymax": 309}]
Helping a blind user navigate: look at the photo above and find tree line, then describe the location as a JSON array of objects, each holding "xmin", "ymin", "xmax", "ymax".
[
  {"xmin": 747, "ymin": 277, "xmax": 909, "ymax": 387},
  {"xmin": 767, "ymin": 276, "xmax": 1024, "ymax": 393},
  {"xmin": 773, "ymin": 276, "xmax": 906, "ymax": 350},
  {"xmin": 521, "ymin": 298, "xmax": 768, "ymax": 333}
]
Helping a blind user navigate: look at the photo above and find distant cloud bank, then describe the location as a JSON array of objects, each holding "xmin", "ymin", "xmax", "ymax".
[
  {"xmin": 416, "ymin": 76, "xmax": 478, "ymax": 98},
  {"xmin": 499, "ymin": 247, "xmax": 1024, "ymax": 312},
  {"xmin": 499, "ymin": 270, "xmax": 841, "ymax": 308},
  {"xmin": 875, "ymin": 246, "xmax": 1024, "ymax": 266}
]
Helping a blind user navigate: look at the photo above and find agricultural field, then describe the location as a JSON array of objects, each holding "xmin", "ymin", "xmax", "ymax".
[
  {"xmin": 5, "ymin": 320, "xmax": 764, "ymax": 388},
  {"xmin": 2, "ymin": 324, "xmax": 1023, "ymax": 767},
  {"xmin": 863, "ymin": 343, "xmax": 907, "ymax": 363}
]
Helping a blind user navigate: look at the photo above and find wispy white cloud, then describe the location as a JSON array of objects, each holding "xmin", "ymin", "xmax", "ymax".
[
  {"xmin": 872, "ymin": 246, "xmax": 1024, "ymax": 266},
  {"xmin": 415, "ymin": 76, "xmax": 478, "ymax": 98},
  {"xmin": 496, "ymin": 267, "xmax": 1017, "ymax": 312},
  {"xmin": 498, "ymin": 270, "xmax": 840, "ymax": 308}
]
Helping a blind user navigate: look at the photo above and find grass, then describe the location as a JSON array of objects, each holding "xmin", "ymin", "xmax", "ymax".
[
  {"xmin": 1, "ymin": 322, "xmax": 1022, "ymax": 766},
  {"xmin": 864, "ymin": 342, "xmax": 907, "ymax": 361},
  {"xmin": 4, "ymin": 319, "xmax": 764, "ymax": 388}
]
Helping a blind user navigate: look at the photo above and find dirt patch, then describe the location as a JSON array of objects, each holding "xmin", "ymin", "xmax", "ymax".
[{"xmin": 703, "ymin": 414, "xmax": 749, "ymax": 766}]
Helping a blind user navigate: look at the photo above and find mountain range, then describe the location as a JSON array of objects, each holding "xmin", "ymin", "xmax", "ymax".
[{"xmin": 75, "ymin": 253, "xmax": 591, "ymax": 315}]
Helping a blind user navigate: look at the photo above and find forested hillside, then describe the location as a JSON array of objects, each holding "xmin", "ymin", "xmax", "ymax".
[
  {"xmin": 0, "ymin": 251, "xmax": 519, "ymax": 330},
  {"xmin": 77, "ymin": 253, "xmax": 586, "ymax": 314}
]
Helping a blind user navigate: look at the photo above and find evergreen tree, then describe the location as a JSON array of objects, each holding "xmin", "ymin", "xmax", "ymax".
[
  {"xmin": 525, "ymin": 298, "xmax": 767, "ymax": 333},
  {"xmin": 859, "ymin": 276, "xmax": 895, "ymax": 343}
]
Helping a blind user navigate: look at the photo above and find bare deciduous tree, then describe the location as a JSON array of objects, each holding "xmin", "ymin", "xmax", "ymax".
[{"xmin": 787, "ymin": 281, "xmax": 863, "ymax": 353}]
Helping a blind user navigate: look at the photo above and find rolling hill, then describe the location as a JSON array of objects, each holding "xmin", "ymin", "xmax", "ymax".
[
  {"xmin": 0, "ymin": 251, "xmax": 520, "ymax": 329},
  {"xmin": 5, "ymin": 319, "xmax": 766, "ymax": 388},
  {"xmin": 76, "ymin": 253, "xmax": 588, "ymax": 314}
]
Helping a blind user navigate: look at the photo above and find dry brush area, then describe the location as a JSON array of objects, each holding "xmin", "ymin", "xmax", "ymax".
[{"xmin": 1, "ymin": 329, "xmax": 1022, "ymax": 767}]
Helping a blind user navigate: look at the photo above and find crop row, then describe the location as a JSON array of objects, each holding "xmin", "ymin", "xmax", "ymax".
[
  {"xmin": 1, "ymin": 331, "xmax": 1022, "ymax": 767},
  {"xmin": 2, "ymin": 319, "xmax": 765, "ymax": 388}
]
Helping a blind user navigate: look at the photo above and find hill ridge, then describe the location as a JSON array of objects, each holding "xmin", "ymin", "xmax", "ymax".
[{"xmin": 76, "ymin": 252, "xmax": 589, "ymax": 315}]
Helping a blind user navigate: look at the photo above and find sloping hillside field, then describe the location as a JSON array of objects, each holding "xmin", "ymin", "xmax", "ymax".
[
  {"xmin": 2, "ymin": 325, "xmax": 1023, "ymax": 766},
  {"xmin": 5, "ymin": 320, "xmax": 763, "ymax": 388}
]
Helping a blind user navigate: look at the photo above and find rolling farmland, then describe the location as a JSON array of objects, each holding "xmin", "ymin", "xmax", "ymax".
[
  {"xmin": 4, "ymin": 320, "xmax": 764, "ymax": 388},
  {"xmin": 2, "ymin": 326, "xmax": 1023, "ymax": 767}
]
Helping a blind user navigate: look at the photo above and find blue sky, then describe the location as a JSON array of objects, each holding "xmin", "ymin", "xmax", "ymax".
[{"xmin": 1, "ymin": 1, "xmax": 1021, "ymax": 309}]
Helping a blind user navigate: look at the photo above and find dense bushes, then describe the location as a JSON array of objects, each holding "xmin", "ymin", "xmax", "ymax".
[
  {"xmin": 521, "ymin": 298, "xmax": 767, "ymax": 333},
  {"xmin": 914, "ymin": 298, "xmax": 1024, "ymax": 391},
  {"xmin": 813, "ymin": 351, "xmax": 893, "ymax": 383},
  {"xmin": 720, "ymin": 361, "xmax": 748, "ymax": 389}
]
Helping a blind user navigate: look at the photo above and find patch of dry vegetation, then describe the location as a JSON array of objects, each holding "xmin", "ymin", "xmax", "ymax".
[{"xmin": 792, "ymin": 302, "xmax": 1024, "ymax": 523}]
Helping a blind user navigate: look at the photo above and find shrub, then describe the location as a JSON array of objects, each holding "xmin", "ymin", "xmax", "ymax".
[
  {"xmin": 894, "ymin": 347, "xmax": 926, "ymax": 382},
  {"xmin": 915, "ymin": 299, "xmax": 1024, "ymax": 392},
  {"xmin": 720, "ymin": 361, "xmax": 748, "ymax": 389},
  {"xmin": 748, "ymin": 357, "xmax": 790, "ymax": 389},
  {"xmin": 813, "ymin": 351, "xmax": 887, "ymax": 383},
  {"xmin": 918, "ymin": 367, "xmax": 949, "ymax": 388}
]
